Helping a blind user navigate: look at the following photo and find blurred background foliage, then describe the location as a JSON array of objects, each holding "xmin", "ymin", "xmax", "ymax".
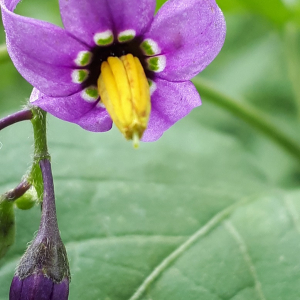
[{"xmin": 1, "ymin": 0, "xmax": 300, "ymax": 299}]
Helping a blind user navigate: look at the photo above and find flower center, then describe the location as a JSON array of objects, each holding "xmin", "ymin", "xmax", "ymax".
[{"xmin": 97, "ymin": 54, "xmax": 151, "ymax": 148}]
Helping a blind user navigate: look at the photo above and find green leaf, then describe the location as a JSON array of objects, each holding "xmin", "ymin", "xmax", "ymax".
[{"xmin": 0, "ymin": 112, "xmax": 299, "ymax": 299}]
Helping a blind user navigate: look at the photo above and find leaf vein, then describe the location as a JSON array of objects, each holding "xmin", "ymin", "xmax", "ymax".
[
  {"xmin": 127, "ymin": 198, "xmax": 251, "ymax": 300},
  {"xmin": 176, "ymin": 268, "xmax": 225, "ymax": 300},
  {"xmin": 224, "ymin": 221, "xmax": 266, "ymax": 300},
  {"xmin": 284, "ymin": 196, "xmax": 300, "ymax": 234}
]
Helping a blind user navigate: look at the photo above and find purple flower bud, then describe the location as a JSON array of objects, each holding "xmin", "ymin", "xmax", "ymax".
[
  {"xmin": 10, "ymin": 274, "xmax": 69, "ymax": 300},
  {"xmin": 9, "ymin": 160, "xmax": 70, "ymax": 300}
]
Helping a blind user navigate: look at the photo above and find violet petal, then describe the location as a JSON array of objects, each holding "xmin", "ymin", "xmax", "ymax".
[
  {"xmin": 142, "ymin": 79, "xmax": 201, "ymax": 142},
  {"xmin": 59, "ymin": 0, "xmax": 156, "ymax": 46},
  {"xmin": 9, "ymin": 276, "xmax": 22, "ymax": 300},
  {"xmin": 10, "ymin": 274, "xmax": 69, "ymax": 300},
  {"xmin": 144, "ymin": 0, "xmax": 226, "ymax": 81},
  {"xmin": 1, "ymin": 0, "xmax": 89, "ymax": 97},
  {"xmin": 51, "ymin": 278, "xmax": 69, "ymax": 300},
  {"xmin": 30, "ymin": 88, "xmax": 113, "ymax": 132}
]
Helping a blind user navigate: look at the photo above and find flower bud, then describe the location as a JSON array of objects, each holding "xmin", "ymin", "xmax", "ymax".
[
  {"xmin": 9, "ymin": 160, "xmax": 70, "ymax": 300},
  {"xmin": 10, "ymin": 273, "xmax": 69, "ymax": 300}
]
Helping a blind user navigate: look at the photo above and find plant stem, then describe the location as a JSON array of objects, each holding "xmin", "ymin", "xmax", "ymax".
[
  {"xmin": 39, "ymin": 159, "xmax": 60, "ymax": 238},
  {"xmin": 28, "ymin": 107, "xmax": 50, "ymax": 201},
  {"xmin": 0, "ymin": 44, "xmax": 9, "ymax": 64},
  {"xmin": 192, "ymin": 78, "xmax": 300, "ymax": 162},
  {"xmin": 0, "ymin": 109, "xmax": 33, "ymax": 131},
  {"xmin": 3, "ymin": 181, "xmax": 31, "ymax": 202}
]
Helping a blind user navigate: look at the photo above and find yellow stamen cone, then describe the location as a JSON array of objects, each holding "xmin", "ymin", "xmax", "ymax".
[{"xmin": 97, "ymin": 54, "xmax": 151, "ymax": 143}]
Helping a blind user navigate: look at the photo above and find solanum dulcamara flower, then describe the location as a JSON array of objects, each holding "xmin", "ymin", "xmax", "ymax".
[{"xmin": 1, "ymin": 0, "xmax": 225, "ymax": 145}]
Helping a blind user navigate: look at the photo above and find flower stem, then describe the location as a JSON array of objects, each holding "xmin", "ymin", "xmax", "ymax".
[
  {"xmin": 192, "ymin": 78, "xmax": 300, "ymax": 162},
  {"xmin": 0, "ymin": 109, "xmax": 33, "ymax": 131},
  {"xmin": 0, "ymin": 44, "xmax": 9, "ymax": 64},
  {"xmin": 39, "ymin": 159, "xmax": 60, "ymax": 238},
  {"xmin": 3, "ymin": 180, "xmax": 31, "ymax": 202},
  {"xmin": 28, "ymin": 107, "xmax": 50, "ymax": 201}
]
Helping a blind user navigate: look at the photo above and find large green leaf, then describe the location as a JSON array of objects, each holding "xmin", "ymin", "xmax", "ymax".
[{"xmin": 0, "ymin": 111, "xmax": 299, "ymax": 300}]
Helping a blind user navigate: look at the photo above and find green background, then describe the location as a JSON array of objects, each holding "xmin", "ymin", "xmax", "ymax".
[{"xmin": 1, "ymin": 0, "xmax": 300, "ymax": 299}]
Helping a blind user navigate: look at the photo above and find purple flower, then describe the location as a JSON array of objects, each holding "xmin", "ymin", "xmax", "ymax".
[{"xmin": 1, "ymin": 0, "xmax": 225, "ymax": 142}]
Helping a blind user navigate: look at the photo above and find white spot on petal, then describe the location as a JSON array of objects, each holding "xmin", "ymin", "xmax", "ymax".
[
  {"xmin": 81, "ymin": 86, "xmax": 99, "ymax": 102},
  {"xmin": 97, "ymin": 101, "xmax": 106, "ymax": 108},
  {"xmin": 94, "ymin": 30, "xmax": 114, "ymax": 46},
  {"xmin": 140, "ymin": 39, "xmax": 161, "ymax": 56},
  {"xmin": 71, "ymin": 70, "xmax": 89, "ymax": 84},
  {"xmin": 74, "ymin": 51, "xmax": 92, "ymax": 67},
  {"xmin": 118, "ymin": 29, "xmax": 136, "ymax": 43},
  {"xmin": 146, "ymin": 55, "xmax": 166, "ymax": 73},
  {"xmin": 148, "ymin": 79, "xmax": 157, "ymax": 95}
]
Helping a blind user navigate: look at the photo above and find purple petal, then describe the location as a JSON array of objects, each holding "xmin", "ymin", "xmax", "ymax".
[
  {"xmin": 144, "ymin": 0, "xmax": 226, "ymax": 81},
  {"xmin": 10, "ymin": 274, "xmax": 69, "ymax": 300},
  {"xmin": 18, "ymin": 274, "xmax": 54, "ymax": 300},
  {"xmin": 30, "ymin": 88, "xmax": 113, "ymax": 132},
  {"xmin": 9, "ymin": 276, "xmax": 23, "ymax": 300},
  {"xmin": 59, "ymin": 0, "xmax": 156, "ymax": 46},
  {"xmin": 1, "ymin": 0, "xmax": 89, "ymax": 97},
  {"xmin": 142, "ymin": 79, "xmax": 201, "ymax": 142},
  {"xmin": 31, "ymin": 275, "xmax": 53, "ymax": 300},
  {"xmin": 51, "ymin": 279, "xmax": 69, "ymax": 300}
]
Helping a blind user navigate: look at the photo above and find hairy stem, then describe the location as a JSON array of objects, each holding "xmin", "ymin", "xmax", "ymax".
[
  {"xmin": 3, "ymin": 181, "xmax": 31, "ymax": 202},
  {"xmin": 28, "ymin": 107, "xmax": 50, "ymax": 201},
  {"xmin": 39, "ymin": 159, "xmax": 60, "ymax": 238},
  {"xmin": 192, "ymin": 78, "xmax": 300, "ymax": 162}
]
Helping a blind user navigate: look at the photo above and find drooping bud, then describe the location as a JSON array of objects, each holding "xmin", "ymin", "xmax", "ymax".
[
  {"xmin": 0, "ymin": 198, "xmax": 15, "ymax": 260},
  {"xmin": 97, "ymin": 53, "xmax": 151, "ymax": 147},
  {"xmin": 10, "ymin": 160, "xmax": 70, "ymax": 300}
]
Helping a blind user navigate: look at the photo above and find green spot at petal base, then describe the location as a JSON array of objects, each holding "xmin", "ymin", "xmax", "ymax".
[
  {"xmin": 96, "ymin": 36, "xmax": 114, "ymax": 46},
  {"xmin": 79, "ymin": 52, "xmax": 92, "ymax": 66},
  {"xmin": 140, "ymin": 41, "xmax": 155, "ymax": 56},
  {"xmin": 148, "ymin": 57, "xmax": 160, "ymax": 71},
  {"xmin": 118, "ymin": 35, "xmax": 134, "ymax": 43},
  {"xmin": 85, "ymin": 88, "xmax": 99, "ymax": 99},
  {"xmin": 78, "ymin": 70, "xmax": 89, "ymax": 83}
]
